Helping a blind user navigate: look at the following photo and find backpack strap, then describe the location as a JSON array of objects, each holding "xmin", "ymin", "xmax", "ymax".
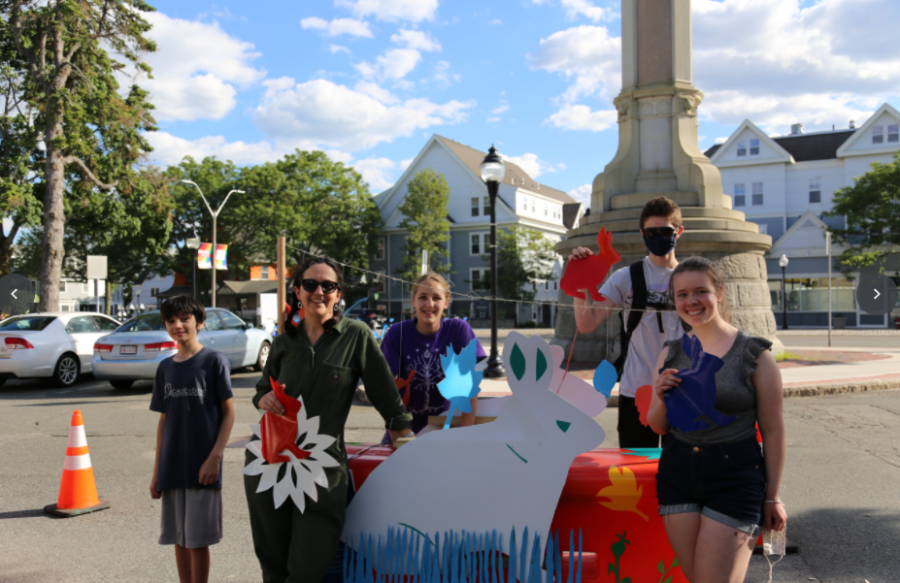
[{"xmin": 613, "ymin": 261, "xmax": 648, "ymax": 379}]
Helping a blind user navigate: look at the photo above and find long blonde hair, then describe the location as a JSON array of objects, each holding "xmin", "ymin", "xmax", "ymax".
[{"xmin": 410, "ymin": 271, "xmax": 452, "ymax": 319}]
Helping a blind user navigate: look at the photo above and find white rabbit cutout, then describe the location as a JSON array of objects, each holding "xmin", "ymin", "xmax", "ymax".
[{"xmin": 341, "ymin": 332, "xmax": 606, "ymax": 568}]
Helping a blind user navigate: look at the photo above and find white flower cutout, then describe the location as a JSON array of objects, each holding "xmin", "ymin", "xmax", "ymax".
[{"xmin": 242, "ymin": 396, "xmax": 339, "ymax": 511}]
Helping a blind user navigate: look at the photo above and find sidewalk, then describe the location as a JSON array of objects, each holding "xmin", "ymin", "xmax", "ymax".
[{"xmin": 478, "ymin": 344, "xmax": 900, "ymax": 403}]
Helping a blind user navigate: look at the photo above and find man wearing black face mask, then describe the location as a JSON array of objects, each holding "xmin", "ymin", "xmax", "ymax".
[{"xmin": 569, "ymin": 196, "xmax": 685, "ymax": 448}]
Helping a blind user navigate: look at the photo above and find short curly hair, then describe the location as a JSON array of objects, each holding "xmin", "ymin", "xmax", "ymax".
[
  {"xmin": 160, "ymin": 295, "xmax": 206, "ymax": 325},
  {"xmin": 639, "ymin": 196, "xmax": 683, "ymax": 230}
]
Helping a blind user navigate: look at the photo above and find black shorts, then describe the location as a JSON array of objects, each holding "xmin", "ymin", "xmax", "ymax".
[{"xmin": 655, "ymin": 435, "xmax": 766, "ymax": 536}]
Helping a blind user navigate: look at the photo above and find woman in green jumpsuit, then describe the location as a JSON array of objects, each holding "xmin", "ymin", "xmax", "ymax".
[{"xmin": 244, "ymin": 256, "xmax": 412, "ymax": 583}]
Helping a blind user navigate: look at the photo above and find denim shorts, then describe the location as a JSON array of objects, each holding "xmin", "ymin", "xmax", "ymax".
[{"xmin": 656, "ymin": 435, "xmax": 766, "ymax": 536}]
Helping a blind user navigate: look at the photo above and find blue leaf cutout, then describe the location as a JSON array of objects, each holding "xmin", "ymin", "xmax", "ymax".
[
  {"xmin": 592, "ymin": 360, "xmax": 617, "ymax": 398},
  {"xmin": 437, "ymin": 341, "xmax": 484, "ymax": 429}
]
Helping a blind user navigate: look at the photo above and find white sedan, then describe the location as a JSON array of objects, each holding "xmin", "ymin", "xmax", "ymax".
[{"xmin": 0, "ymin": 312, "xmax": 122, "ymax": 387}]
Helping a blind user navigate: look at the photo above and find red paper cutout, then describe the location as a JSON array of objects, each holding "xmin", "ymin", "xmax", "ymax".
[
  {"xmin": 259, "ymin": 378, "xmax": 311, "ymax": 464},
  {"xmin": 560, "ymin": 228, "xmax": 622, "ymax": 301},
  {"xmin": 394, "ymin": 370, "xmax": 417, "ymax": 407},
  {"xmin": 634, "ymin": 384, "xmax": 652, "ymax": 427}
]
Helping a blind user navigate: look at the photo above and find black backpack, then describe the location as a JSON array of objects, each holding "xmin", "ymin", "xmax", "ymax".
[{"xmin": 612, "ymin": 261, "xmax": 672, "ymax": 381}]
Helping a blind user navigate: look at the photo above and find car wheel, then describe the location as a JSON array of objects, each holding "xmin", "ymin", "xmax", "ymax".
[
  {"xmin": 110, "ymin": 380, "xmax": 134, "ymax": 390},
  {"xmin": 53, "ymin": 353, "xmax": 80, "ymax": 387},
  {"xmin": 255, "ymin": 342, "xmax": 271, "ymax": 372}
]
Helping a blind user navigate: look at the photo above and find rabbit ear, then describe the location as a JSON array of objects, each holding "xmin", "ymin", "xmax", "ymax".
[{"xmin": 502, "ymin": 332, "xmax": 554, "ymax": 392}]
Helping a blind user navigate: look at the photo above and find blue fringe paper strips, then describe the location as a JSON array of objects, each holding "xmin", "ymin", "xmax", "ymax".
[
  {"xmin": 342, "ymin": 527, "xmax": 583, "ymax": 583},
  {"xmin": 341, "ymin": 334, "xmax": 605, "ymax": 575},
  {"xmin": 437, "ymin": 341, "xmax": 484, "ymax": 429}
]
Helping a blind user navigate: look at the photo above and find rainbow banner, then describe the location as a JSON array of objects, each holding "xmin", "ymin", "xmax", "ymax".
[{"xmin": 198, "ymin": 243, "xmax": 228, "ymax": 270}]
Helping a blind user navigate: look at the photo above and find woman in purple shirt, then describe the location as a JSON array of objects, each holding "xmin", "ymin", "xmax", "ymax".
[{"xmin": 380, "ymin": 271, "xmax": 487, "ymax": 434}]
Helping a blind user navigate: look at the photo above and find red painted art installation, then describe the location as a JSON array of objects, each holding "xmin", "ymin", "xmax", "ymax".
[
  {"xmin": 260, "ymin": 378, "xmax": 310, "ymax": 463},
  {"xmin": 559, "ymin": 228, "xmax": 622, "ymax": 302}
]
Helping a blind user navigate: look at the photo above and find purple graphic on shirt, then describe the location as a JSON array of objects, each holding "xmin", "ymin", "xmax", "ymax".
[{"xmin": 380, "ymin": 319, "xmax": 487, "ymax": 433}]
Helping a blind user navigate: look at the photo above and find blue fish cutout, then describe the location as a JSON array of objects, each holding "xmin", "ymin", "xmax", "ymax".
[
  {"xmin": 664, "ymin": 334, "xmax": 735, "ymax": 432},
  {"xmin": 592, "ymin": 360, "xmax": 617, "ymax": 399},
  {"xmin": 437, "ymin": 341, "xmax": 483, "ymax": 429}
]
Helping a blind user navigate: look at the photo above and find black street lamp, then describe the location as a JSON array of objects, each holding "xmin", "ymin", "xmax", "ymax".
[
  {"xmin": 779, "ymin": 254, "xmax": 790, "ymax": 330},
  {"xmin": 186, "ymin": 232, "xmax": 201, "ymax": 300},
  {"xmin": 480, "ymin": 145, "xmax": 506, "ymax": 379}
]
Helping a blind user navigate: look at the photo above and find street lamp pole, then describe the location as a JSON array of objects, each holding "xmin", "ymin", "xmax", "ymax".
[
  {"xmin": 181, "ymin": 181, "xmax": 244, "ymax": 307},
  {"xmin": 779, "ymin": 254, "xmax": 790, "ymax": 330},
  {"xmin": 186, "ymin": 232, "xmax": 201, "ymax": 301},
  {"xmin": 480, "ymin": 145, "xmax": 506, "ymax": 379}
]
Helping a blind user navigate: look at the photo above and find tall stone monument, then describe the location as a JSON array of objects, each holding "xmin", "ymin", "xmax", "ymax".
[{"xmin": 554, "ymin": 0, "xmax": 782, "ymax": 360}]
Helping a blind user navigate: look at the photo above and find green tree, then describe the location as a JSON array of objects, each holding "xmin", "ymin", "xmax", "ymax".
[
  {"xmin": 477, "ymin": 226, "xmax": 557, "ymax": 304},
  {"xmin": 825, "ymin": 152, "xmax": 900, "ymax": 271},
  {"xmin": 0, "ymin": 31, "xmax": 43, "ymax": 275},
  {"xmin": 13, "ymin": 167, "xmax": 175, "ymax": 311},
  {"xmin": 4, "ymin": 0, "xmax": 158, "ymax": 310},
  {"xmin": 396, "ymin": 169, "xmax": 451, "ymax": 283}
]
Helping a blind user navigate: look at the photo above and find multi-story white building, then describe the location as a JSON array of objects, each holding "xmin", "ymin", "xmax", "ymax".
[
  {"xmin": 706, "ymin": 103, "xmax": 900, "ymax": 327},
  {"xmin": 371, "ymin": 135, "xmax": 584, "ymax": 326}
]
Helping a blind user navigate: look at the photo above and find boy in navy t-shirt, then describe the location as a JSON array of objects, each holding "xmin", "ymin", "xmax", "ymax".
[{"xmin": 150, "ymin": 296, "xmax": 235, "ymax": 583}]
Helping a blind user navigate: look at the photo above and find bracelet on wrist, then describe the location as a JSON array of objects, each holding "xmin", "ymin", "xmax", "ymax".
[{"xmin": 764, "ymin": 499, "xmax": 783, "ymax": 504}]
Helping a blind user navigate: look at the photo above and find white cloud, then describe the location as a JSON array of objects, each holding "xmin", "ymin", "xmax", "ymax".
[
  {"xmin": 528, "ymin": 25, "xmax": 621, "ymax": 104},
  {"xmin": 355, "ymin": 48, "xmax": 422, "ymax": 81},
  {"xmin": 390, "ymin": 29, "xmax": 441, "ymax": 52},
  {"xmin": 546, "ymin": 104, "xmax": 617, "ymax": 132},
  {"xmin": 133, "ymin": 12, "xmax": 265, "ymax": 122},
  {"xmin": 251, "ymin": 78, "xmax": 475, "ymax": 151},
  {"xmin": 502, "ymin": 152, "xmax": 562, "ymax": 179},
  {"xmin": 146, "ymin": 132, "xmax": 282, "ymax": 166},
  {"xmin": 531, "ymin": 0, "xmax": 611, "ymax": 22},
  {"xmin": 487, "ymin": 117, "xmax": 501, "ymax": 123},
  {"xmin": 530, "ymin": 0, "xmax": 900, "ymax": 134},
  {"xmin": 491, "ymin": 104, "xmax": 510, "ymax": 115},
  {"xmin": 400, "ymin": 158, "xmax": 414, "ymax": 170},
  {"xmin": 354, "ymin": 80, "xmax": 400, "ymax": 105},
  {"xmin": 336, "ymin": 0, "xmax": 438, "ymax": 23},
  {"xmin": 301, "ymin": 17, "xmax": 373, "ymax": 38},
  {"xmin": 690, "ymin": 0, "xmax": 900, "ymax": 132},
  {"xmin": 330, "ymin": 44, "xmax": 351, "ymax": 54},
  {"xmin": 714, "ymin": 137, "xmax": 728, "ymax": 144},
  {"xmin": 351, "ymin": 157, "xmax": 397, "ymax": 191},
  {"xmin": 432, "ymin": 61, "xmax": 459, "ymax": 87},
  {"xmin": 488, "ymin": 18, "xmax": 502, "ymax": 25},
  {"xmin": 568, "ymin": 184, "xmax": 592, "ymax": 207}
]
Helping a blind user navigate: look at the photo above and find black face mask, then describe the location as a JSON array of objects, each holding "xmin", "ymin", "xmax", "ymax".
[{"xmin": 643, "ymin": 232, "xmax": 677, "ymax": 257}]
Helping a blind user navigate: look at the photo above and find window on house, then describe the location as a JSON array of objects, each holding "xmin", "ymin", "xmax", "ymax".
[
  {"xmin": 889, "ymin": 124, "xmax": 899, "ymax": 143},
  {"xmin": 522, "ymin": 196, "xmax": 528, "ymax": 211},
  {"xmin": 375, "ymin": 238, "xmax": 385, "ymax": 260},
  {"xmin": 471, "ymin": 269, "xmax": 488, "ymax": 290},
  {"xmin": 82, "ymin": 282, "xmax": 89, "ymax": 293},
  {"xmin": 150, "ymin": 287, "xmax": 160, "ymax": 297},
  {"xmin": 734, "ymin": 183, "xmax": 746, "ymax": 207},
  {"xmin": 59, "ymin": 281, "xmax": 67, "ymax": 293},
  {"xmin": 374, "ymin": 272, "xmax": 385, "ymax": 293},
  {"xmin": 749, "ymin": 138, "xmax": 760, "ymax": 156},
  {"xmin": 261, "ymin": 267, "xmax": 270, "ymax": 280},
  {"xmin": 873, "ymin": 126, "xmax": 884, "ymax": 144},
  {"xmin": 758, "ymin": 223, "xmax": 768, "ymax": 235},
  {"xmin": 736, "ymin": 141, "xmax": 747, "ymax": 156},
  {"xmin": 483, "ymin": 196, "xmax": 490, "ymax": 215},
  {"xmin": 554, "ymin": 280, "xmax": 558, "ymax": 290},
  {"xmin": 470, "ymin": 234, "xmax": 481, "ymax": 255},
  {"xmin": 471, "ymin": 197, "xmax": 480, "ymax": 217},
  {"xmin": 545, "ymin": 280, "xmax": 549, "ymax": 290},
  {"xmin": 752, "ymin": 182, "xmax": 764, "ymax": 206},
  {"xmin": 809, "ymin": 178, "xmax": 822, "ymax": 203}
]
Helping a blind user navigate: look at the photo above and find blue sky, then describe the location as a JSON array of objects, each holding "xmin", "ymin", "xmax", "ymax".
[{"xmin": 134, "ymin": 0, "xmax": 900, "ymax": 206}]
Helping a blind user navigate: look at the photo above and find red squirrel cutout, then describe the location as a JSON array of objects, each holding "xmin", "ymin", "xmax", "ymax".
[
  {"xmin": 394, "ymin": 370, "xmax": 417, "ymax": 407},
  {"xmin": 559, "ymin": 228, "xmax": 622, "ymax": 301},
  {"xmin": 260, "ymin": 377, "xmax": 311, "ymax": 463}
]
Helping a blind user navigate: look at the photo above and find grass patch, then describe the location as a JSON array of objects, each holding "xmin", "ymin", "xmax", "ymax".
[{"xmin": 775, "ymin": 351, "xmax": 820, "ymax": 362}]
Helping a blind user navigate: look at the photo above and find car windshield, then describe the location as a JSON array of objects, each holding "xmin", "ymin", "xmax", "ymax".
[
  {"xmin": 116, "ymin": 313, "xmax": 166, "ymax": 332},
  {"xmin": 0, "ymin": 316, "xmax": 56, "ymax": 331}
]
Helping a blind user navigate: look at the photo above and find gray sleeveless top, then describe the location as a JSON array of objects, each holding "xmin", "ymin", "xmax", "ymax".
[{"xmin": 661, "ymin": 330, "xmax": 772, "ymax": 445}]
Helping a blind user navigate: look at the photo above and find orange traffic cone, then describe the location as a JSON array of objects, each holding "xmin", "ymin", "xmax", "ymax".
[{"xmin": 44, "ymin": 410, "xmax": 110, "ymax": 517}]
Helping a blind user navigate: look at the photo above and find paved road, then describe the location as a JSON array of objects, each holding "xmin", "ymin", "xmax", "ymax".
[{"xmin": 1, "ymin": 371, "xmax": 898, "ymax": 582}]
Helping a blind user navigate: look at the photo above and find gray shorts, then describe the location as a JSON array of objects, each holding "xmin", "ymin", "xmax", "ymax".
[{"xmin": 159, "ymin": 488, "xmax": 223, "ymax": 549}]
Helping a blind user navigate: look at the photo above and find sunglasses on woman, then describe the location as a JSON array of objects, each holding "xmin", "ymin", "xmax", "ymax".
[
  {"xmin": 643, "ymin": 227, "xmax": 676, "ymax": 238},
  {"xmin": 299, "ymin": 279, "xmax": 340, "ymax": 294}
]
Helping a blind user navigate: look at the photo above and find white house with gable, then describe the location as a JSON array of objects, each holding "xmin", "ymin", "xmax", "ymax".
[
  {"xmin": 370, "ymin": 135, "xmax": 584, "ymax": 326},
  {"xmin": 705, "ymin": 103, "xmax": 900, "ymax": 328}
]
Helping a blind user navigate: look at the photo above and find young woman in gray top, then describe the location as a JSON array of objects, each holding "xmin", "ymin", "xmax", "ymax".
[{"xmin": 647, "ymin": 257, "xmax": 787, "ymax": 583}]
